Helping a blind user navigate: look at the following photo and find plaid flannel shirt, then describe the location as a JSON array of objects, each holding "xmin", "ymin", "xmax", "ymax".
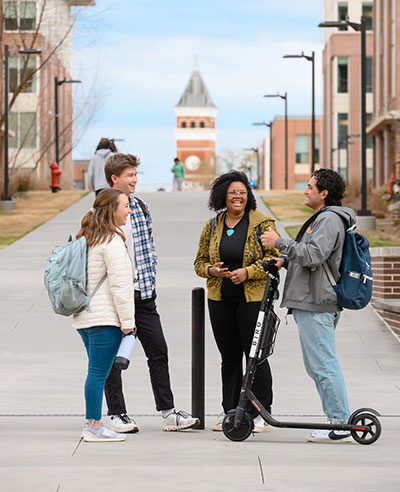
[{"xmin": 128, "ymin": 195, "xmax": 157, "ymax": 299}]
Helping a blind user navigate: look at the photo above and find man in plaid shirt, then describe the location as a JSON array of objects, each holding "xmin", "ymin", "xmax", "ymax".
[{"xmin": 103, "ymin": 153, "xmax": 199, "ymax": 432}]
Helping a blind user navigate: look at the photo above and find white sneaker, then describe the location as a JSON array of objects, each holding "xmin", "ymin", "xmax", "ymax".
[
  {"xmin": 82, "ymin": 423, "xmax": 126, "ymax": 442},
  {"xmin": 162, "ymin": 410, "xmax": 200, "ymax": 431},
  {"xmin": 307, "ymin": 429, "xmax": 352, "ymax": 443},
  {"xmin": 252, "ymin": 415, "xmax": 271, "ymax": 433},
  {"xmin": 110, "ymin": 414, "xmax": 139, "ymax": 433},
  {"xmin": 212, "ymin": 412, "xmax": 226, "ymax": 432}
]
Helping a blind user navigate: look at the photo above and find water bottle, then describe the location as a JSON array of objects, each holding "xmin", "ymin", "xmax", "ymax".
[{"xmin": 114, "ymin": 329, "xmax": 137, "ymax": 370}]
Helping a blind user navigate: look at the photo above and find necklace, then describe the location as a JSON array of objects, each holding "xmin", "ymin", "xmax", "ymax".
[{"xmin": 225, "ymin": 213, "xmax": 243, "ymax": 237}]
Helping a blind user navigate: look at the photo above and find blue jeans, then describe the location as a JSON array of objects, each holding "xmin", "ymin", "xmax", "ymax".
[
  {"xmin": 78, "ymin": 326, "xmax": 123, "ymax": 421},
  {"xmin": 292, "ymin": 309, "xmax": 350, "ymax": 423}
]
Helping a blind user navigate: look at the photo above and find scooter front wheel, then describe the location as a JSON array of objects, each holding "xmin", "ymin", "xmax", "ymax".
[
  {"xmin": 222, "ymin": 410, "xmax": 253, "ymax": 442},
  {"xmin": 350, "ymin": 412, "xmax": 382, "ymax": 445}
]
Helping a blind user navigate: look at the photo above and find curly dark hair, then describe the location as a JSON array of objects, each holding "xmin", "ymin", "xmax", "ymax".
[
  {"xmin": 208, "ymin": 170, "xmax": 257, "ymax": 212},
  {"xmin": 313, "ymin": 168, "xmax": 346, "ymax": 206}
]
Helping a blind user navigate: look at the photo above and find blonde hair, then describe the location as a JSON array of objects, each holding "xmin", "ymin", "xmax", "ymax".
[{"xmin": 76, "ymin": 189, "xmax": 126, "ymax": 247}]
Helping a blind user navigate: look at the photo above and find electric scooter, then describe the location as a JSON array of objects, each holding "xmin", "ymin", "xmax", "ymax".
[{"xmin": 222, "ymin": 260, "xmax": 382, "ymax": 445}]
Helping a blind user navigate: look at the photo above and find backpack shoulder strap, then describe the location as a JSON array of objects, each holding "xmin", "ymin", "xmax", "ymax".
[
  {"xmin": 320, "ymin": 209, "xmax": 349, "ymax": 286},
  {"xmin": 134, "ymin": 196, "xmax": 147, "ymax": 217},
  {"xmin": 295, "ymin": 209, "xmax": 325, "ymax": 242},
  {"xmin": 87, "ymin": 273, "xmax": 108, "ymax": 305},
  {"xmin": 207, "ymin": 216, "xmax": 217, "ymax": 242},
  {"xmin": 253, "ymin": 224, "xmax": 263, "ymax": 261}
]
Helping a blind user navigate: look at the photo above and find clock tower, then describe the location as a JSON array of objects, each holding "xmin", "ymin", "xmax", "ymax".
[{"xmin": 174, "ymin": 66, "xmax": 218, "ymax": 190}]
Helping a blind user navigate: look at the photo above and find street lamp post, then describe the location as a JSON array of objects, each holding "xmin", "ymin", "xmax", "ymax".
[
  {"xmin": 283, "ymin": 51, "xmax": 315, "ymax": 173},
  {"xmin": 243, "ymin": 147, "xmax": 260, "ymax": 187},
  {"xmin": 55, "ymin": 77, "xmax": 81, "ymax": 165},
  {"xmin": 1, "ymin": 45, "xmax": 41, "ymax": 209},
  {"xmin": 253, "ymin": 121, "xmax": 273, "ymax": 190},
  {"xmin": 2, "ymin": 45, "xmax": 11, "ymax": 203},
  {"xmin": 264, "ymin": 93, "xmax": 288, "ymax": 189},
  {"xmin": 319, "ymin": 16, "xmax": 370, "ymax": 216}
]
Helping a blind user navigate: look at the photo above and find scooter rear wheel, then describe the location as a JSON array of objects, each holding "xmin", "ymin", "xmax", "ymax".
[
  {"xmin": 222, "ymin": 410, "xmax": 253, "ymax": 442},
  {"xmin": 350, "ymin": 412, "xmax": 382, "ymax": 445}
]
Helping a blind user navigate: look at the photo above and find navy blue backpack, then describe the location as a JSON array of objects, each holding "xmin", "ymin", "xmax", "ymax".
[
  {"xmin": 297, "ymin": 210, "xmax": 373, "ymax": 310},
  {"xmin": 322, "ymin": 218, "xmax": 373, "ymax": 310}
]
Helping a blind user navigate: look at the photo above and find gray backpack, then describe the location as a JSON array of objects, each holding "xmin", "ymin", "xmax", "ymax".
[{"xmin": 44, "ymin": 235, "xmax": 107, "ymax": 316}]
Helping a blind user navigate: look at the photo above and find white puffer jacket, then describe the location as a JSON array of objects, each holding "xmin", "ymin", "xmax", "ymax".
[{"xmin": 73, "ymin": 234, "xmax": 134, "ymax": 330}]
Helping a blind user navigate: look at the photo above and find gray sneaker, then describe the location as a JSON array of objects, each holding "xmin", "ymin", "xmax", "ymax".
[
  {"xmin": 110, "ymin": 414, "xmax": 139, "ymax": 433},
  {"xmin": 307, "ymin": 429, "xmax": 352, "ymax": 443},
  {"xmin": 253, "ymin": 415, "xmax": 271, "ymax": 433},
  {"xmin": 82, "ymin": 423, "xmax": 126, "ymax": 442},
  {"xmin": 212, "ymin": 412, "xmax": 226, "ymax": 432},
  {"xmin": 162, "ymin": 410, "xmax": 200, "ymax": 431}
]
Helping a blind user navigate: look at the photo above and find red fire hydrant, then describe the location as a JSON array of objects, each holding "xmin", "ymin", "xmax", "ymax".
[{"xmin": 50, "ymin": 162, "xmax": 62, "ymax": 193}]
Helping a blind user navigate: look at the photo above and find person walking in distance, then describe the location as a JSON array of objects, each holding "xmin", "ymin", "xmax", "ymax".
[
  {"xmin": 171, "ymin": 157, "xmax": 185, "ymax": 191},
  {"xmin": 104, "ymin": 153, "xmax": 199, "ymax": 433},
  {"xmin": 87, "ymin": 138, "xmax": 117, "ymax": 196},
  {"xmin": 261, "ymin": 169, "xmax": 354, "ymax": 443}
]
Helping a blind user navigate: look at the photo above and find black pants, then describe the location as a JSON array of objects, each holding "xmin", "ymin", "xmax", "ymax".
[
  {"xmin": 104, "ymin": 291, "xmax": 174, "ymax": 414},
  {"xmin": 208, "ymin": 298, "xmax": 273, "ymax": 414}
]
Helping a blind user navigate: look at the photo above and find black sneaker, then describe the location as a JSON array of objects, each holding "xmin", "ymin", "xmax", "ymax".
[{"xmin": 110, "ymin": 414, "xmax": 139, "ymax": 433}]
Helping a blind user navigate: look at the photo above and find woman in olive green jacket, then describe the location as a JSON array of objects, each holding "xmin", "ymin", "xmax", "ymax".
[{"xmin": 194, "ymin": 170, "xmax": 279, "ymax": 432}]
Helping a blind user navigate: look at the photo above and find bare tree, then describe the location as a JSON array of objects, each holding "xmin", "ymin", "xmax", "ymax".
[
  {"xmin": 0, "ymin": 0, "xmax": 104, "ymax": 182},
  {"xmin": 216, "ymin": 147, "xmax": 243, "ymax": 173}
]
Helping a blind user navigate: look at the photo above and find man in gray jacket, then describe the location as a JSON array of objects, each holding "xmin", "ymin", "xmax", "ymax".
[{"xmin": 261, "ymin": 169, "xmax": 354, "ymax": 443}]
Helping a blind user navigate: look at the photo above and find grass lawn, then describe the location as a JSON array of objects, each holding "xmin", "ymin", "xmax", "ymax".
[
  {"xmin": 260, "ymin": 191, "xmax": 312, "ymax": 222},
  {"xmin": 0, "ymin": 190, "xmax": 89, "ymax": 249}
]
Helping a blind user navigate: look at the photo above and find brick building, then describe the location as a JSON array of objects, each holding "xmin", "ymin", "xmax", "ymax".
[
  {"xmin": 367, "ymin": 0, "xmax": 400, "ymax": 187},
  {"xmin": 321, "ymin": 0, "xmax": 373, "ymax": 182},
  {"xmin": 0, "ymin": 0, "xmax": 94, "ymax": 191},
  {"xmin": 267, "ymin": 115, "xmax": 321, "ymax": 190},
  {"xmin": 173, "ymin": 66, "xmax": 217, "ymax": 191}
]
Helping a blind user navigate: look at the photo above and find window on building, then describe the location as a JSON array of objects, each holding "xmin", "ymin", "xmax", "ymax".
[
  {"xmin": 295, "ymin": 135, "xmax": 309, "ymax": 164},
  {"xmin": 200, "ymin": 121, "xmax": 205, "ymax": 128},
  {"xmin": 9, "ymin": 112, "xmax": 37, "ymax": 149},
  {"xmin": 362, "ymin": 2, "xmax": 373, "ymax": 31},
  {"xmin": 190, "ymin": 121, "xmax": 195, "ymax": 128},
  {"xmin": 338, "ymin": 113, "xmax": 348, "ymax": 148},
  {"xmin": 314, "ymin": 135, "xmax": 320, "ymax": 164},
  {"xmin": 366, "ymin": 56, "xmax": 372, "ymax": 93},
  {"xmin": 181, "ymin": 122, "xmax": 186, "ymax": 128},
  {"xmin": 4, "ymin": 1, "xmax": 36, "ymax": 31},
  {"xmin": 338, "ymin": 2, "xmax": 348, "ymax": 30},
  {"xmin": 9, "ymin": 55, "xmax": 37, "ymax": 93},
  {"xmin": 366, "ymin": 113, "xmax": 373, "ymax": 148},
  {"xmin": 337, "ymin": 57, "xmax": 348, "ymax": 93}
]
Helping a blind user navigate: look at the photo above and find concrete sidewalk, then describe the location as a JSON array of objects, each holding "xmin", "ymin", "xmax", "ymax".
[{"xmin": 0, "ymin": 191, "xmax": 399, "ymax": 492}]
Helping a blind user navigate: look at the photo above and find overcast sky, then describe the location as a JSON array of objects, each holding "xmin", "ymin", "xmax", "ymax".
[{"xmin": 73, "ymin": 0, "xmax": 324, "ymax": 190}]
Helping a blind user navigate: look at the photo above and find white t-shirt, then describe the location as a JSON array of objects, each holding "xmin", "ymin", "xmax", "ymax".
[{"xmin": 121, "ymin": 216, "xmax": 139, "ymax": 291}]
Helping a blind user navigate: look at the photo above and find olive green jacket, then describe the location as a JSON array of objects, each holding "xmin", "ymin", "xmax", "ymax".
[{"xmin": 194, "ymin": 209, "xmax": 280, "ymax": 302}]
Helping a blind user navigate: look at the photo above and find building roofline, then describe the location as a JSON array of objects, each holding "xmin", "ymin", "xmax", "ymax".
[{"xmin": 273, "ymin": 115, "xmax": 322, "ymax": 121}]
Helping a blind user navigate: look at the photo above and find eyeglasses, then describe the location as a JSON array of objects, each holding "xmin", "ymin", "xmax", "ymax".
[{"xmin": 227, "ymin": 190, "xmax": 248, "ymax": 197}]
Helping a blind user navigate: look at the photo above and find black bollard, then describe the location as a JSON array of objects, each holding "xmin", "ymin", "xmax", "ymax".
[{"xmin": 192, "ymin": 287, "xmax": 205, "ymax": 429}]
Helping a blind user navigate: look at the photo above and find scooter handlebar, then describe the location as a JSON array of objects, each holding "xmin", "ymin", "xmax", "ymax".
[{"xmin": 261, "ymin": 259, "xmax": 279, "ymax": 275}]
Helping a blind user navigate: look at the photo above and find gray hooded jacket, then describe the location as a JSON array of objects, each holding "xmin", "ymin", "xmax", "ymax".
[
  {"xmin": 87, "ymin": 149, "xmax": 113, "ymax": 192},
  {"xmin": 275, "ymin": 205, "xmax": 356, "ymax": 313}
]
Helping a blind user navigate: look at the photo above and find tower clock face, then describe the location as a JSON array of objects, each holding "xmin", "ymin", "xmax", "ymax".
[{"xmin": 185, "ymin": 155, "xmax": 201, "ymax": 171}]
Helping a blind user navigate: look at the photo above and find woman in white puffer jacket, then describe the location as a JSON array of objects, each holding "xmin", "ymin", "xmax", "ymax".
[{"xmin": 74, "ymin": 188, "xmax": 134, "ymax": 442}]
